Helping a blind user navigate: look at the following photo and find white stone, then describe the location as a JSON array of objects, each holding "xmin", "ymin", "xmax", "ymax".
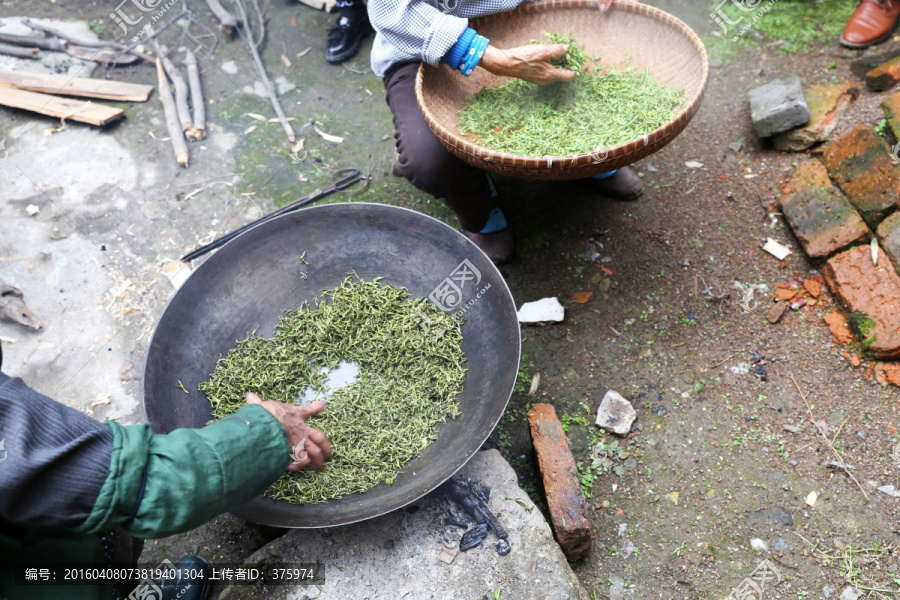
[
  {"xmin": 595, "ymin": 390, "xmax": 636, "ymax": 436},
  {"xmin": 839, "ymin": 586, "xmax": 862, "ymax": 600},
  {"xmin": 750, "ymin": 538, "xmax": 768, "ymax": 552},
  {"xmin": 517, "ymin": 297, "xmax": 564, "ymax": 325},
  {"xmin": 876, "ymin": 484, "xmax": 900, "ymax": 498}
]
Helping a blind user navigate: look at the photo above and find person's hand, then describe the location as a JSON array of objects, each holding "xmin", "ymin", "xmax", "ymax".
[
  {"xmin": 479, "ymin": 44, "xmax": 577, "ymax": 85},
  {"xmin": 246, "ymin": 392, "xmax": 333, "ymax": 472}
]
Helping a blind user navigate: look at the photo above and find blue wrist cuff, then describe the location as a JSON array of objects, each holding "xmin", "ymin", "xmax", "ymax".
[
  {"xmin": 460, "ymin": 34, "xmax": 489, "ymax": 77},
  {"xmin": 592, "ymin": 169, "xmax": 618, "ymax": 180},
  {"xmin": 479, "ymin": 207, "xmax": 508, "ymax": 234},
  {"xmin": 442, "ymin": 27, "xmax": 477, "ymax": 70}
]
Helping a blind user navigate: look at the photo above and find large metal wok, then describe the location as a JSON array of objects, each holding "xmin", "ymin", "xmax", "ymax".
[{"xmin": 143, "ymin": 203, "xmax": 520, "ymax": 528}]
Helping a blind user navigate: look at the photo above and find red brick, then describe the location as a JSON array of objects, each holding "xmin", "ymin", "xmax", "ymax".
[
  {"xmin": 527, "ymin": 403, "xmax": 591, "ymax": 562},
  {"xmin": 803, "ymin": 275, "xmax": 824, "ymax": 298},
  {"xmin": 823, "ymin": 310, "xmax": 854, "ymax": 345},
  {"xmin": 767, "ymin": 302, "xmax": 788, "ymax": 324},
  {"xmin": 780, "ymin": 160, "xmax": 869, "ymax": 258},
  {"xmin": 876, "ymin": 362, "xmax": 900, "ymax": 386},
  {"xmin": 882, "ymin": 91, "xmax": 900, "ymax": 141},
  {"xmin": 866, "ymin": 55, "xmax": 900, "ymax": 92},
  {"xmin": 823, "ymin": 245, "xmax": 900, "ymax": 359},
  {"xmin": 773, "ymin": 84, "xmax": 858, "ymax": 152},
  {"xmin": 822, "ymin": 126, "xmax": 900, "ymax": 226},
  {"xmin": 876, "ymin": 211, "xmax": 900, "ymax": 273}
]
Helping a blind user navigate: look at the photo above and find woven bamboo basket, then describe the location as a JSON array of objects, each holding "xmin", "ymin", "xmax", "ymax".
[{"xmin": 415, "ymin": 0, "xmax": 708, "ymax": 180}]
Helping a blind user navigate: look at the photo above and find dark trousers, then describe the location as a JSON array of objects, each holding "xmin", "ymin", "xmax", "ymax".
[{"xmin": 384, "ymin": 61, "xmax": 493, "ymax": 233}]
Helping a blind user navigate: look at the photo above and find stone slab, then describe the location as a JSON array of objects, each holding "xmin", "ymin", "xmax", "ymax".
[
  {"xmin": 528, "ymin": 403, "xmax": 592, "ymax": 562},
  {"xmin": 780, "ymin": 160, "xmax": 869, "ymax": 259},
  {"xmin": 749, "ymin": 74, "xmax": 811, "ymax": 138},
  {"xmin": 876, "ymin": 211, "xmax": 900, "ymax": 273},
  {"xmin": 866, "ymin": 55, "xmax": 900, "ymax": 92},
  {"xmin": 823, "ymin": 245, "xmax": 900, "ymax": 359},
  {"xmin": 219, "ymin": 449, "xmax": 590, "ymax": 600},
  {"xmin": 773, "ymin": 84, "xmax": 858, "ymax": 152},
  {"xmin": 822, "ymin": 126, "xmax": 900, "ymax": 226}
]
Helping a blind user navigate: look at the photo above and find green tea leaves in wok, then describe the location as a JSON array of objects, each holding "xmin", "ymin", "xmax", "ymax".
[{"xmin": 199, "ymin": 275, "xmax": 466, "ymax": 504}]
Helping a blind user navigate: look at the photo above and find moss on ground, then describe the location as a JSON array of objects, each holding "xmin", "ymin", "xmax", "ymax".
[{"xmin": 706, "ymin": 0, "xmax": 856, "ymax": 59}]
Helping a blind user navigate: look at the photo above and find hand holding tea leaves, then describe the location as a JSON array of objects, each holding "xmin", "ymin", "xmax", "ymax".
[
  {"xmin": 480, "ymin": 43, "xmax": 576, "ymax": 85},
  {"xmin": 246, "ymin": 392, "xmax": 333, "ymax": 472}
]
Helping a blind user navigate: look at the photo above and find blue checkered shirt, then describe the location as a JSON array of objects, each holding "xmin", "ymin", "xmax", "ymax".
[{"xmin": 368, "ymin": 0, "xmax": 530, "ymax": 76}]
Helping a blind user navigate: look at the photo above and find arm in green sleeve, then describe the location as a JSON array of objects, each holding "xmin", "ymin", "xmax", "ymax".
[{"xmin": 76, "ymin": 404, "xmax": 290, "ymax": 539}]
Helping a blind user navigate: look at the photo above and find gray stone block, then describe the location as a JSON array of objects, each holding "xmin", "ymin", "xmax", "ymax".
[
  {"xmin": 219, "ymin": 449, "xmax": 591, "ymax": 600},
  {"xmin": 749, "ymin": 74, "xmax": 811, "ymax": 138}
]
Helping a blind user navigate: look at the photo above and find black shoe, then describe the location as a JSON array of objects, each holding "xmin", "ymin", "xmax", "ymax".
[
  {"xmin": 326, "ymin": 16, "xmax": 372, "ymax": 64},
  {"xmin": 135, "ymin": 555, "xmax": 211, "ymax": 600}
]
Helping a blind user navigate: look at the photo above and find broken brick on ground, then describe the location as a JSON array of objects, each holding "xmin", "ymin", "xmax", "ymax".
[
  {"xmin": 779, "ymin": 159, "xmax": 869, "ymax": 259},
  {"xmin": 527, "ymin": 403, "xmax": 591, "ymax": 562},
  {"xmin": 821, "ymin": 125, "xmax": 900, "ymax": 226}
]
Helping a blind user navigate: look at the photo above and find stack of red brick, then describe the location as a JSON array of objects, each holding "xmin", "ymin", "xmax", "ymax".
[{"xmin": 779, "ymin": 95, "xmax": 900, "ymax": 387}]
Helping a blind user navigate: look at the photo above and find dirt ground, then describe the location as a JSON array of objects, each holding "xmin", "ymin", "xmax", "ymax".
[{"xmin": 2, "ymin": 0, "xmax": 900, "ymax": 599}]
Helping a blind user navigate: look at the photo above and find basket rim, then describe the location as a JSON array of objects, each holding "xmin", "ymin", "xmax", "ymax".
[{"xmin": 415, "ymin": 0, "xmax": 710, "ymax": 168}]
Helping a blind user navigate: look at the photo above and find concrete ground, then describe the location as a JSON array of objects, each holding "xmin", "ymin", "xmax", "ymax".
[{"xmin": 3, "ymin": 1, "xmax": 900, "ymax": 599}]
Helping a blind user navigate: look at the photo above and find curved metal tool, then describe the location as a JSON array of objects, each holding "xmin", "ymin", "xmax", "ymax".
[{"xmin": 180, "ymin": 168, "xmax": 366, "ymax": 262}]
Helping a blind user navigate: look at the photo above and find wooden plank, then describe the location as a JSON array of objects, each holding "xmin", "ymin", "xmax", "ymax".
[
  {"xmin": 0, "ymin": 69, "xmax": 152, "ymax": 101},
  {"xmin": 0, "ymin": 87, "xmax": 124, "ymax": 126}
]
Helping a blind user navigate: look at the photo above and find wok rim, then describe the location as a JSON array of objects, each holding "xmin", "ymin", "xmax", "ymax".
[{"xmin": 142, "ymin": 202, "xmax": 521, "ymax": 528}]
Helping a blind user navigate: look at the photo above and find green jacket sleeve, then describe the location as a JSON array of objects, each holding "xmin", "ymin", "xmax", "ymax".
[{"xmin": 75, "ymin": 404, "xmax": 290, "ymax": 539}]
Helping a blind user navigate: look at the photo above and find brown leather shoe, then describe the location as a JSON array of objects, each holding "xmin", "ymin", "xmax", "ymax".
[
  {"xmin": 840, "ymin": 0, "xmax": 900, "ymax": 49},
  {"xmin": 589, "ymin": 166, "xmax": 644, "ymax": 201},
  {"xmin": 468, "ymin": 228, "xmax": 514, "ymax": 264}
]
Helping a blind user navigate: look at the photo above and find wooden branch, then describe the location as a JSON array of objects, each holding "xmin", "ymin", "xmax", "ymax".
[
  {"xmin": 65, "ymin": 44, "xmax": 140, "ymax": 65},
  {"xmin": 163, "ymin": 55, "xmax": 192, "ymax": 133},
  {"xmin": 0, "ymin": 43, "xmax": 38, "ymax": 58},
  {"xmin": 233, "ymin": 0, "xmax": 295, "ymax": 143},
  {"xmin": 0, "ymin": 32, "xmax": 66, "ymax": 52},
  {"xmin": 790, "ymin": 373, "xmax": 869, "ymax": 502},
  {"xmin": 183, "ymin": 50, "xmax": 206, "ymax": 141},
  {"xmin": 150, "ymin": 34, "xmax": 193, "ymax": 133},
  {"xmin": 0, "ymin": 70, "xmax": 153, "ymax": 101},
  {"xmin": 0, "ymin": 87, "xmax": 124, "ymax": 125},
  {"xmin": 156, "ymin": 58, "xmax": 189, "ymax": 167},
  {"xmin": 205, "ymin": 0, "xmax": 241, "ymax": 34},
  {"xmin": 22, "ymin": 19, "xmax": 140, "ymax": 65},
  {"xmin": 23, "ymin": 19, "xmax": 121, "ymax": 49}
]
